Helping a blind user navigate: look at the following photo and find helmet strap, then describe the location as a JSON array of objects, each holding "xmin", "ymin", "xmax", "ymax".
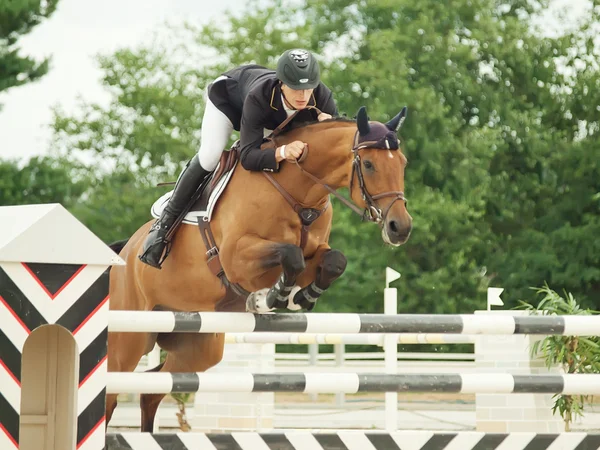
[{"xmin": 280, "ymin": 84, "xmax": 298, "ymax": 111}]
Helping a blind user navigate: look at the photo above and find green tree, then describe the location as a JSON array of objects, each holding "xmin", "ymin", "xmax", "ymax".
[
  {"xmin": 0, "ymin": 0, "xmax": 60, "ymax": 108},
  {"xmin": 50, "ymin": 0, "xmax": 600, "ymax": 316},
  {"xmin": 50, "ymin": 42, "xmax": 210, "ymax": 241},
  {"xmin": 0, "ymin": 155, "xmax": 87, "ymax": 207}
]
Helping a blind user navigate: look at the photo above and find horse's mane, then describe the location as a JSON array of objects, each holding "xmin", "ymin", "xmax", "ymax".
[{"xmin": 280, "ymin": 116, "xmax": 357, "ymax": 135}]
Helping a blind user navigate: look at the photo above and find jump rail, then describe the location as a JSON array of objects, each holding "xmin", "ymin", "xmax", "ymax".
[
  {"xmin": 108, "ymin": 311, "xmax": 600, "ymax": 335},
  {"xmin": 105, "ymin": 431, "xmax": 600, "ymax": 450},
  {"xmin": 106, "ymin": 372, "xmax": 600, "ymax": 395},
  {"xmin": 224, "ymin": 332, "xmax": 476, "ymax": 345}
]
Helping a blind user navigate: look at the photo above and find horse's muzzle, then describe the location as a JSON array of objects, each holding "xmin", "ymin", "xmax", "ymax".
[{"xmin": 383, "ymin": 215, "xmax": 412, "ymax": 246}]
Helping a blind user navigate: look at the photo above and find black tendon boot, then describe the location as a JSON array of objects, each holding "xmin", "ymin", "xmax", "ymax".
[{"xmin": 139, "ymin": 154, "xmax": 211, "ymax": 268}]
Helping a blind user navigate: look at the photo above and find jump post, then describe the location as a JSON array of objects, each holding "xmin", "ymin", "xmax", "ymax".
[{"xmin": 0, "ymin": 204, "xmax": 125, "ymax": 450}]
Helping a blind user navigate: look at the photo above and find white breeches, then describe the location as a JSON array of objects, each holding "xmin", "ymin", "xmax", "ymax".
[{"xmin": 198, "ymin": 77, "xmax": 235, "ymax": 171}]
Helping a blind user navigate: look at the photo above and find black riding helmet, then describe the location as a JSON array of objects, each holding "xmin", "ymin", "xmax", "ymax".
[{"xmin": 276, "ymin": 49, "xmax": 320, "ymax": 90}]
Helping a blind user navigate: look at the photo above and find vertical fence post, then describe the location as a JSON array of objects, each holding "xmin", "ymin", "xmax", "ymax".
[
  {"xmin": 384, "ymin": 267, "xmax": 400, "ymax": 432},
  {"xmin": 308, "ymin": 343, "xmax": 318, "ymax": 402},
  {"xmin": 335, "ymin": 343, "xmax": 345, "ymax": 407},
  {"xmin": 147, "ymin": 345, "xmax": 161, "ymax": 432}
]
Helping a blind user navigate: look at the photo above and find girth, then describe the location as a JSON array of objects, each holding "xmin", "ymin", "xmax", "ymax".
[
  {"xmin": 197, "ymin": 216, "xmax": 251, "ymax": 309},
  {"xmin": 263, "ymin": 172, "xmax": 330, "ymax": 249}
]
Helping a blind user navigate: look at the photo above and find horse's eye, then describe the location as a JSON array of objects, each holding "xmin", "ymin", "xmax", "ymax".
[{"xmin": 363, "ymin": 160, "xmax": 373, "ymax": 170}]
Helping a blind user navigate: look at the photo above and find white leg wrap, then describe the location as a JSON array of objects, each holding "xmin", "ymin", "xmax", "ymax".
[
  {"xmin": 245, "ymin": 288, "xmax": 274, "ymax": 314},
  {"xmin": 286, "ymin": 286, "xmax": 303, "ymax": 311}
]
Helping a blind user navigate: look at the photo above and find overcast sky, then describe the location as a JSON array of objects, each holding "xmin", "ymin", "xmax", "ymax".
[
  {"xmin": 0, "ymin": 0, "xmax": 589, "ymax": 163},
  {"xmin": 0, "ymin": 0, "xmax": 246, "ymax": 162}
]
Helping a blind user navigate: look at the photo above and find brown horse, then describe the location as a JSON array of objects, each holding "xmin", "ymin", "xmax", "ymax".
[{"xmin": 105, "ymin": 106, "xmax": 412, "ymax": 431}]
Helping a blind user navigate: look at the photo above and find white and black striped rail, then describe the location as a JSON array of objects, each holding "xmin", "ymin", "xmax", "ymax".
[
  {"xmin": 106, "ymin": 372, "xmax": 600, "ymax": 395},
  {"xmin": 224, "ymin": 332, "xmax": 476, "ymax": 345},
  {"xmin": 108, "ymin": 311, "xmax": 600, "ymax": 335},
  {"xmin": 105, "ymin": 431, "xmax": 600, "ymax": 450}
]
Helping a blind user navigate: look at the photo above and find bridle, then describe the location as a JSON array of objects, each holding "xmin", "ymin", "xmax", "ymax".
[
  {"xmin": 286, "ymin": 131, "xmax": 407, "ymax": 224},
  {"xmin": 262, "ymin": 107, "xmax": 407, "ymax": 249},
  {"xmin": 348, "ymin": 136, "xmax": 407, "ymax": 223}
]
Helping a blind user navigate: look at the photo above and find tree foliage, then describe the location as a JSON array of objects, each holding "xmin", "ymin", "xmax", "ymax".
[
  {"xmin": 33, "ymin": 0, "xmax": 600, "ymax": 314},
  {"xmin": 0, "ymin": 0, "xmax": 60, "ymax": 107},
  {"xmin": 0, "ymin": 156, "xmax": 86, "ymax": 207}
]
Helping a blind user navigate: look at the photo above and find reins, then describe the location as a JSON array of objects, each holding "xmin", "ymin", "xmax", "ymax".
[{"xmin": 263, "ymin": 110, "xmax": 407, "ymax": 225}]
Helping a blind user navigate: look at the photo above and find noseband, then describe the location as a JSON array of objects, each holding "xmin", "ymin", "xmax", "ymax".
[{"xmin": 348, "ymin": 131, "xmax": 407, "ymax": 223}]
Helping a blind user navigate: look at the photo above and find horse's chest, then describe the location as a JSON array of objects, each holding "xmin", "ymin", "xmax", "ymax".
[{"xmin": 298, "ymin": 216, "xmax": 330, "ymax": 255}]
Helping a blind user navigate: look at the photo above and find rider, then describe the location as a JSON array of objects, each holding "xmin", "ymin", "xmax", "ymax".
[{"xmin": 139, "ymin": 48, "xmax": 339, "ymax": 268}]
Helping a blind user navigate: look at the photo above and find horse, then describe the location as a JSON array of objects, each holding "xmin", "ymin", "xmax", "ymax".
[{"xmin": 105, "ymin": 105, "xmax": 412, "ymax": 432}]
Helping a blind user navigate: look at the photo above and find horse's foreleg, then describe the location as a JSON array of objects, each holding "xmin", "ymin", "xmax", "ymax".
[
  {"xmin": 245, "ymin": 243, "xmax": 306, "ymax": 312},
  {"xmin": 263, "ymin": 244, "xmax": 307, "ymax": 310},
  {"xmin": 289, "ymin": 244, "xmax": 347, "ymax": 311},
  {"xmin": 228, "ymin": 237, "xmax": 305, "ymax": 313}
]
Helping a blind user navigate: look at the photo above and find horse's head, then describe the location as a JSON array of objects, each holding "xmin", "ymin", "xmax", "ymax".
[{"xmin": 349, "ymin": 106, "xmax": 412, "ymax": 246}]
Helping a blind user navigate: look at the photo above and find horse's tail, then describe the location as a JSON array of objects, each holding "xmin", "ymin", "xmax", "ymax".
[{"xmin": 108, "ymin": 238, "xmax": 129, "ymax": 255}]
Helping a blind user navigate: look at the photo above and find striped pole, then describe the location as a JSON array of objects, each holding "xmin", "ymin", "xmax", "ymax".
[
  {"xmin": 106, "ymin": 372, "xmax": 600, "ymax": 395},
  {"xmin": 108, "ymin": 310, "xmax": 600, "ymax": 335},
  {"xmin": 225, "ymin": 332, "xmax": 476, "ymax": 345},
  {"xmin": 105, "ymin": 431, "xmax": 600, "ymax": 450}
]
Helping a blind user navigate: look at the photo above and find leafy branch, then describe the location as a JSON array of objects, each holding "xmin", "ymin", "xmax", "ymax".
[{"xmin": 517, "ymin": 284, "xmax": 600, "ymax": 431}]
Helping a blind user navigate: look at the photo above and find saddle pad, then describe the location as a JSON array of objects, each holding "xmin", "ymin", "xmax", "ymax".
[{"xmin": 150, "ymin": 159, "xmax": 238, "ymax": 225}]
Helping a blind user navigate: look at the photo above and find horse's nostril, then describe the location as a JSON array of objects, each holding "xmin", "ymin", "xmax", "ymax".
[{"xmin": 389, "ymin": 220, "xmax": 399, "ymax": 234}]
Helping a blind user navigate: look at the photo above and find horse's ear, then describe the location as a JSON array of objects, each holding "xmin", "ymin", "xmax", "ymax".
[
  {"xmin": 356, "ymin": 106, "xmax": 371, "ymax": 136},
  {"xmin": 385, "ymin": 106, "xmax": 408, "ymax": 132}
]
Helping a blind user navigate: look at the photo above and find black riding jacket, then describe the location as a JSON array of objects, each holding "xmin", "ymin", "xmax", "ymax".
[{"xmin": 207, "ymin": 64, "xmax": 338, "ymax": 172}]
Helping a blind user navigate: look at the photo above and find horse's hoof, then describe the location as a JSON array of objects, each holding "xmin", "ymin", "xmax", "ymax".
[
  {"xmin": 245, "ymin": 288, "xmax": 273, "ymax": 313},
  {"xmin": 286, "ymin": 286, "xmax": 303, "ymax": 311}
]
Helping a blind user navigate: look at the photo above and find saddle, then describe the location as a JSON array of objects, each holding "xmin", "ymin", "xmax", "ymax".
[
  {"xmin": 192, "ymin": 142, "xmax": 240, "ymax": 216},
  {"xmin": 152, "ymin": 142, "xmax": 241, "ymax": 227}
]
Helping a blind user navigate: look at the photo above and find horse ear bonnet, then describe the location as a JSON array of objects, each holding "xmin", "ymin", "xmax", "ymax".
[{"xmin": 355, "ymin": 106, "xmax": 400, "ymax": 150}]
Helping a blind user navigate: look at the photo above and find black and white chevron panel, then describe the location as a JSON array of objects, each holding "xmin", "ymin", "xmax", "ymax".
[
  {"xmin": 0, "ymin": 262, "xmax": 110, "ymax": 450},
  {"xmin": 105, "ymin": 431, "xmax": 600, "ymax": 450},
  {"xmin": 108, "ymin": 310, "xmax": 600, "ymax": 335},
  {"xmin": 106, "ymin": 372, "xmax": 600, "ymax": 395}
]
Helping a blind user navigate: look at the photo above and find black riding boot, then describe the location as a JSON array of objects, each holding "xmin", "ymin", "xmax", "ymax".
[{"xmin": 139, "ymin": 154, "xmax": 211, "ymax": 268}]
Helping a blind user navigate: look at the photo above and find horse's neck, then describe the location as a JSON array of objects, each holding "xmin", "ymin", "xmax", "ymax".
[{"xmin": 278, "ymin": 125, "xmax": 356, "ymax": 206}]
